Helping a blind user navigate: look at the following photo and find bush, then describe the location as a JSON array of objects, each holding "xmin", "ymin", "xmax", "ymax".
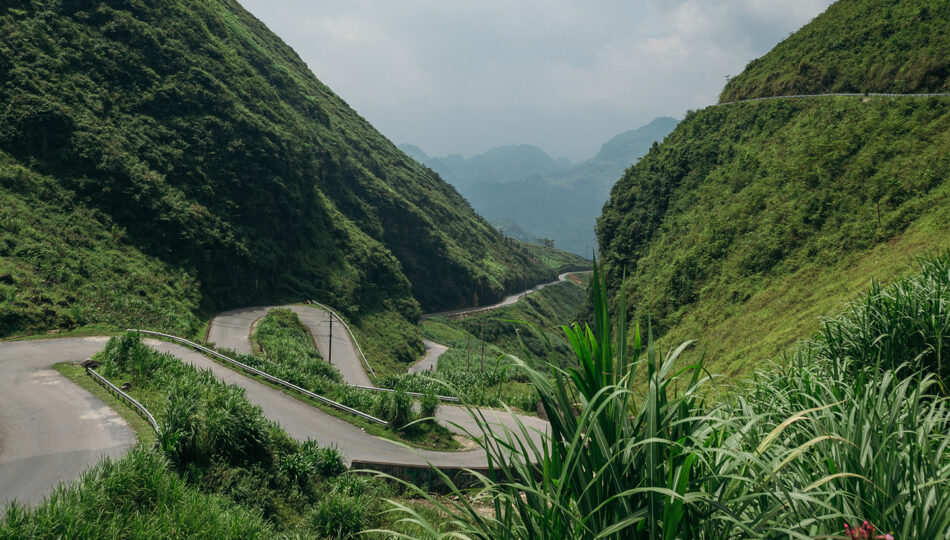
[
  {"xmin": 375, "ymin": 389, "xmax": 412, "ymax": 430},
  {"xmin": 310, "ymin": 493, "xmax": 367, "ymax": 539},
  {"xmin": 307, "ymin": 442, "xmax": 346, "ymax": 478},
  {"xmin": 420, "ymin": 391, "xmax": 439, "ymax": 419}
]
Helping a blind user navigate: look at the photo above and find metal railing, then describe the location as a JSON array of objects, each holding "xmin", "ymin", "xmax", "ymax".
[
  {"xmin": 128, "ymin": 329, "xmax": 390, "ymax": 426},
  {"xmin": 349, "ymin": 384, "xmax": 460, "ymax": 403},
  {"xmin": 308, "ymin": 300, "xmax": 377, "ymax": 381},
  {"xmin": 86, "ymin": 366, "xmax": 161, "ymax": 435},
  {"xmin": 304, "ymin": 302, "xmax": 459, "ymax": 402}
]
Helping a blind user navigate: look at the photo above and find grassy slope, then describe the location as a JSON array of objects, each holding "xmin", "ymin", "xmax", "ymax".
[
  {"xmin": 0, "ymin": 0, "xmax": 551, "ymax": 339},
  {"xmin": 0, "ymin": 154, "xmax": 201, "ymax": 335},
  {"xmin": 720, "ymin": 0, "xmax": 950, "ymax": 101},
  {"xmin": 598, "ymin": 0, "xmax": 950, "ymax": 378},
  {"xmin": 599, "ymin": 98, "xmax": 950, "ymax": 377}
]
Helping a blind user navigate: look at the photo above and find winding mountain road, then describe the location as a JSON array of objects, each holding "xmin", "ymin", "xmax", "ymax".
[
  {"xmin": 207, "ymin": 305, "xmax": 547, "ymax": 447},
  {"xmin": 1, "ymin": 271, "xmax": 583, "ymax": 504},
  {"xmin": 424, "ymin": 271, "xmax": 580, "ymax": 319},
  {"xmin": 0, "ymin": 338, "xmax": 135, "ymax": 506}
]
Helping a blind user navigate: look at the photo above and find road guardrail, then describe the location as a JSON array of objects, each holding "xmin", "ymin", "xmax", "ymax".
[
  {"xmin": 307, "ymin": 300, "xmax": 378, "ymax": 381},
  {"xmin": 86, "ymin": 366, "xmax": 161, "ymax": 435},
  {"xmin": 128, "ymin": 329, "xmax": 390, "ymax": 427}
]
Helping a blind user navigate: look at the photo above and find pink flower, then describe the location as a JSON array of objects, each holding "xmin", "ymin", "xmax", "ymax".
[{"xmin": 843, "ymin": 521, "xmax": 894, "ymax": 540}]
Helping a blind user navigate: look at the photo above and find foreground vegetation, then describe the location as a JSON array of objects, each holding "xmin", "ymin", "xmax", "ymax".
[
  {"xmin": 2, "ymin": 333, "xmax": 447, "ymax": 538},
  {"xmin": 379, "ymin": 253, "xmax": 950, "ymax": 538}
]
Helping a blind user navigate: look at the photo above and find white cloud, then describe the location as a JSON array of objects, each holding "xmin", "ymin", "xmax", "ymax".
[{"xmin": 239, "ymin": 0, "xmax": 834, "ymax": 160}]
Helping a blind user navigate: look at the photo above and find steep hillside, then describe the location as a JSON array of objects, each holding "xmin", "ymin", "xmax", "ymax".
[
  {"xmin": 720, "ymin": 0, "xmax": 950, "ymax": 102},
  {"xmin": 0, "ymin": 1, "xmax": 552, "ymax": 336},
  {"xmin": 598, "ymin": 2, "xmax": 950, "ymax": 377}
]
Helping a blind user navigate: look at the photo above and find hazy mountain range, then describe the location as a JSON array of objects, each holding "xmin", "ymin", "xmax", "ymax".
[{"xmin": 400, "ymin": 117, "xmax": 678, "ymax": 256}]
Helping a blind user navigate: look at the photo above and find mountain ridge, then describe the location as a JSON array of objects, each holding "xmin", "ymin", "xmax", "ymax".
[
  {"xmin": 0, "ymin": 0, "xmax": 553, "ymax": 337},
  {"xmin": 400, "ymin": 117, "xmax": 678, "ymax": 255},
  {"xmin": 598, "ymin": 0, "xmax": 950, "ymax": 376}
]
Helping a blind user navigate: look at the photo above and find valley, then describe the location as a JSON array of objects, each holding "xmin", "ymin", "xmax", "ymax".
[{"xmin": 2, "ymin": 0, "xmax": 950, "ymax": 538}]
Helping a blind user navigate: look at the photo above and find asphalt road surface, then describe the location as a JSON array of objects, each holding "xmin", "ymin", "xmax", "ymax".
[
  {"xmin": 425, "ymin": 271, "xmax": 579, "ymax": 318},
  {"xmin": 208, "ymin": 306, "xmax": 548, "ymax": 445},
  {"xmin": 4, "ymin": 290, "xmax": 557, "ymax": 504},
  {"xmin": 0, "ymin": 337, "xmax": 135, "ymax": 506},
  {"xmin": 409, "ymin": 339, "xmax": 448, "ymax": 373}
]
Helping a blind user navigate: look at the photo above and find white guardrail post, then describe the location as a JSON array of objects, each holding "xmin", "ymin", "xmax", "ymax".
[
  {"xmin": 86, "ymin": 367, "xmax": 161, "ymax": 435},
  {"xmin": 128, "ymin": 329, "xmax": 391, "ymax": 427}
]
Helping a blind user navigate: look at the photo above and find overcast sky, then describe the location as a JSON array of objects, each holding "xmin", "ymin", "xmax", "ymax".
[{"xmin": 239, "ymin": 0, "xmax": 834, "ymax": 162}]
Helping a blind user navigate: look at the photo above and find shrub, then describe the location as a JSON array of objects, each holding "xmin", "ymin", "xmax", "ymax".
[
  {"xmin": 375, "ymin": 389, "xmax": 412, "ymax": 430},
  {"xmin": 419, "ymin": 391, "xmax": 438, "ymax": 419},
  {"xmin": 310, "ymin": 493, "xmax": 367, "ymax": 539}
]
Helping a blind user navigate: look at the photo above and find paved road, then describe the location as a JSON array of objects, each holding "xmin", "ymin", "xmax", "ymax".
[
  {"xmin": 145, "ymin": 339, "xmax": 503, "ymax": 467},
  {"xmin": 208, "ymin": 306, "xmax": 548, "ymax": 445},
  {"xmin": 409, "ymin": 339, "xmax": 448, "ymax": 373},
  {"xmin": 425, "ymin": 271, "xmax": 580, "ymax": 319},
  {"xmin": 207, "ymin": 305, "xmax": 372, "ymax": 386},
  {"xmin": 715, "ymin": 91, "xmax": 950, "ymax": 107},
  {"xmin": 0, "ymin": 338, "xmax": 136, "ymax": 506}
]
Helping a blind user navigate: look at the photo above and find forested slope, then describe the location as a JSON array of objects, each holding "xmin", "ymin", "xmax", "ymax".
[
  {"xmin": 598, "ymin": 0, "xmax": 950, "ymax": 376},
  {"xmin": 0, "ymin": 0, "xmax": 551, "ymax": 336},
  {"xmin": 720, "ymin": 0, "xmax": 950, "ymax": 102}
]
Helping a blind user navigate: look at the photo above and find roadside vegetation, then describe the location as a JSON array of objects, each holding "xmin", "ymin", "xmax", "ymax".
[
  {"xmin": 379, "ymin": 277, "xmax": 591, "ymax": 414},
  {"xmin": 244, "ymin": 308, "xmax": 455, "ymax": 450},
  {"xmin": 378, "ymin": 253, "xmax": 950, "ymax": 538},
  {"xmin": 1, "ymin": 333, "xmax": 449, "ymax": 538}
]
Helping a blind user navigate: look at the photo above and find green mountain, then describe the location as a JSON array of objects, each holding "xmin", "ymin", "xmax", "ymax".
[
  {"xmin": 403, "ymin": 117, "xmax": 677, "ymax": 256},
  {"xmin": 598, "ymin": 0, "xmax": 950, "ymax": 377},
  {"xmin": 0, "ymin": 1, "xmax": 554, "ymax": 337},
  {"xmin": 721, "ymin": 0, "xmax": 950, "ymax": 102}
]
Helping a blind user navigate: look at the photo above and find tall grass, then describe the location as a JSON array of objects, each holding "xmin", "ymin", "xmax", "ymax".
[
  {"xmin": 0, "ymin": 447, "xmax": 273, "ymax": 539},
  {"xmin": 374, "ymin": 252, "xmax": 950, "ymax": 539}
]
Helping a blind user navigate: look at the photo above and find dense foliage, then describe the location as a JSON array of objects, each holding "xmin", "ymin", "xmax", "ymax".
[
  {"xmin": 2, "ymin": 332, "xmax": 441, "ymax": 538},
  {"xmin": 0, "ymin": 154, "xmax": 200, "ymax": 336},
  {"xmin": 598, "ymin": 96, "xmax": 950, "ymax": 376},
  {"xmin": 0, "ymin": 0, "xmax": 553, "ymax": 338},
  {"xmin": 380, "ymin": 255, "xmax": 950, "ymax": 539},
  {"xmin": 248, "ymin": 308, "xmax": 453, "ymax": 446},
  {"xmin": 720, "ymin": 0, "xmax": 950, "ymax": 102}
]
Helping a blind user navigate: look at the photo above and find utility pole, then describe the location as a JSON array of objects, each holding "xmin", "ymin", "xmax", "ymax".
[
  {"xmin": 480, "ymin": 320, "xmax": 485, "ymax": 375},
  {"xmin": 328, "ymin": 311, "xmax": 333, "ymax": 364}
]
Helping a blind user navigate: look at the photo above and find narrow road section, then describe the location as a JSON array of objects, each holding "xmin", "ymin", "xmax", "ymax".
[
  {"xmin": 0, "ymin": 338, "xmax": 136, "ymax": 506},
  {"xmin": 208, "ymin": 305, "xmax": 372, "ymax": 387},
  {"xmin": 425, "ymin": 271, "xmax": 580, "ymax": 319},
  {"xmin": 145, "ymin": 339, "xmax": 496, "ymax": 467},
  {"xmin": 410, "ymin": 339, "xmax": 447, "ymax": 373}
]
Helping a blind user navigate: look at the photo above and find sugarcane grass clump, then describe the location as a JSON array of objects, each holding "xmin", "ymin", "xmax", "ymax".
[{"xmin": 375, "ymin": 253, "xmax": 950, "ymax": 539}]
